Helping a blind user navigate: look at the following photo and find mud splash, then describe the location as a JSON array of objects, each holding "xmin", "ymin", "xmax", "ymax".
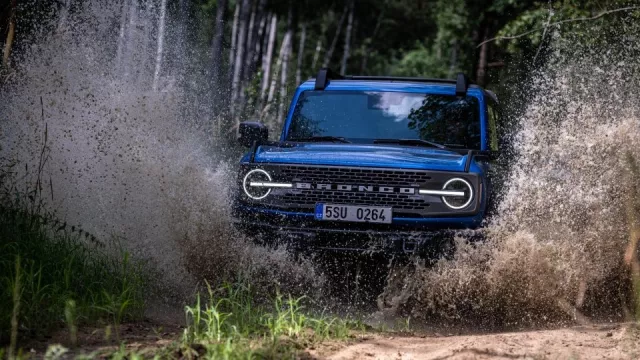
[
  {"xmin": 0, "ymin": 1, "xmax": 322, "ymax": 302},
  {"xmin": 380, "ymin": 27, "xmax": 640, "ymax": 327},
  {"xmin": 4, "ymin": 1, "xmax": 640, "ymax": 325}
]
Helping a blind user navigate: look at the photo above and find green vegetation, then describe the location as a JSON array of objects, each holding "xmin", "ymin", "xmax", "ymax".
[
  {"xmin": 18, "ymin": 283, "xmax": 361, "ymax": 359},
  {"xmin": 0, "ymin": 134, "xmax": 147, "ymax": 354},
  {"xmin": 179, "ymin": 282, "xmax": 357, "ymax": 359}
]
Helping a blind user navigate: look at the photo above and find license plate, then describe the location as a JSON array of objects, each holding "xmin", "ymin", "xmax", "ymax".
[{"xmin": 315, "ymin": 204, "xmax": 392, "ymax": 224}]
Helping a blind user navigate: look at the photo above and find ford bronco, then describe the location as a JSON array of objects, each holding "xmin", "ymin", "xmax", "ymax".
[{"xmin": 233, "ymin": 69, "xmax": 500, "ymax": 254}]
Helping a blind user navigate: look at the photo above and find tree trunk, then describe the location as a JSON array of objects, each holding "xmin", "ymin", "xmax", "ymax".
[
  {"xmin": 448, "ymin": 40, "xmax": 459, "ymax": 78},
  {"xmin": 360, "ymin": 6, "xmax": 384, "ymax": 74},
  {"xmin": 211, "ymin": 0, "xmax": 229, "ymax": 139},
  {"xmin": 243, "ymin": 2, "xmax": 257, "ymax": 76},
  {"xmin": 253, "ymin": 14, "xmax": 270, "ymax": 115},
  {"xmin": 295, "ymin": 23, "xmax": 307, "ymax": 85},
  {"xmin": 252, "ymin": 13, "xmax": 267, "ymax": 67},
  {"xmin": 245, "ymin": 0, "xmax": 267, "ymax": 81},
  {"xmin": 261, "ymin": 14, "xmax": 277, "ymax": 101},
  {"xmin": 277, "ymin": 43, "xmax": 293, "ymax": 120},
  {"xmin": 236, "ymin": 0, "xmax": 256, "ymax": 116},
  {"xmin": 152, "ymin": 0, "xmax": 167, "ymax": 91},
  {"xmin": 277, "ymin": 38, "xmax": 292, "ymax": 122},
  {"xmin": 231, "ymin": 0, "xmax": 252, "ymax": 117},
  {"xmin": 322, "ymin": 5, "xmax": 348, "ymax": 68},
  {"xmin": 476, "ymin": 27, "xmax": 489, "ymax": 87},
  {"xmin": 2, "ymin": 0, "xmax": 17, "ymax": 69},
  {"xmin": 267, "ymin": 32, "xmax": 291, "ymax": 104},
  {"xmin": 229, "ymin": 2, "xmax": 240, "ymax": 78},
  {"xmin": 311, "ymin": 38, "xmax": 322, "ymax": 72},
  {"xmin": 276, "ymin": 2, "xmax": 294, "ymax": 122},
  {"xmin": 340, "ymin": 1, "xmax": 354, "ymax": 75},
  {"xmin": 211, "ymin": 0, "xmax": 228, "ymax": 88}
]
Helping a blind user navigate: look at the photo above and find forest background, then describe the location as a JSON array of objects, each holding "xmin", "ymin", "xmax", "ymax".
[{"xmin": 2, "ymin": 0, "xmax": 639, "ymax": 148}]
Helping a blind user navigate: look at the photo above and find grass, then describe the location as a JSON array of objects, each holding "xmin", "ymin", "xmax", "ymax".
[
  {"xmin": 178, "ymin": 281, "xmax": 359, "ymax": 359},
  {"xmin": 23, "ymin": 282, "xmax": 362, "ymax": 359},
  {"xmin": 0, "ymin": 207, "xmax": 147, "ymax": 340},
  {"xmin": 0, "ymin": 124, "xmax": 147, "ymax": 356}
]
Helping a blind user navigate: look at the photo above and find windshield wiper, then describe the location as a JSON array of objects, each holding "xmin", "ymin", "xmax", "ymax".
[
  {"xmin": 288, "ymin": 136, "xmax": 351, "ymax": 143},
  {"xmin": 373, "ymin": 138, "xmax": 448, "ymax": 149}
]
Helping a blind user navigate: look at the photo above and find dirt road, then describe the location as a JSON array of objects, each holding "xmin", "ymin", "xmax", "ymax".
[
  {"xmin": 26, "ymin": 316, "xmax": 639, "ymax": 359},
  {"xmin": 316, "ymin": 323, "xmax": 639, "ymax": 360}
]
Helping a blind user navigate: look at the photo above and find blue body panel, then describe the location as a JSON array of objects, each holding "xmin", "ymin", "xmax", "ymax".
[
  {"xmin": 238, "ymin": 79, "xmax": 491, "ymax": 231},
  {"xmin": 245, "ymin": 144, "xmax": 469, "ymax": 171}
]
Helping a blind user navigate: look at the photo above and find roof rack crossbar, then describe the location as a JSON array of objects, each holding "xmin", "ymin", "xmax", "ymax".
[
  {"xmin": 347, "ymin": 76, "xmax": 457, "ymax": 84},
  {"xmin": 314, "ymin": 68, "xmax": 473, "ymax": 95}
]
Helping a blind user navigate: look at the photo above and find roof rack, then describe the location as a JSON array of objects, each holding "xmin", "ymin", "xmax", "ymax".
[{"xmin": 314, "ymin": 68, "xmax": 472, "ymax": 95}]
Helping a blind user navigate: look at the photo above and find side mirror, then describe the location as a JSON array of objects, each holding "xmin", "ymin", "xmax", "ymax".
[{"xmin": 238, "ymin": 121, "xmax": 268, "ymax": 147}]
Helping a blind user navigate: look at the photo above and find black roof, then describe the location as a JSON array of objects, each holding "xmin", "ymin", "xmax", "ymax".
[{"xmin": 313, "ymin": 68, "xmax": 474, "ymax": 96}]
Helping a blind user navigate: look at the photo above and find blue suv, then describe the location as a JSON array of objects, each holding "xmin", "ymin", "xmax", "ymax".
[{"xmin": 233, "ymin": 69, "xmax": 501, "ymax": 254}]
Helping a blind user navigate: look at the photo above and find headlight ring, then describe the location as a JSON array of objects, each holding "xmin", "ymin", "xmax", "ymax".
[
  {"xmin": 242, "ymin": 169, "xmax": 272, "ymax": 200},
  {"xmin": 441, "ymin": 178, "xmax": 474, "ymax": 210}
]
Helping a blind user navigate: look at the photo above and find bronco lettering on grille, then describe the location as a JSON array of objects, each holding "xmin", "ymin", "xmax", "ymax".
[{"xmin": 295, "ymin": 183, "xmax": 416, "ymax": 194}]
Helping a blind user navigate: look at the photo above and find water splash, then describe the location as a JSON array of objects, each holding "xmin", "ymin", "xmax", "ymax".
[
  {"xmin": 379, "ymin": 25, "xmax": 640, "ymax": 327},
  {"xmin": 0, "ymin": 1, "xmax": 322, "ymax": 302}
]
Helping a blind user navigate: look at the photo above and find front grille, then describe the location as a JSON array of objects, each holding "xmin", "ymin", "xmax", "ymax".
[
  {"xmin": 238, "ymin": 164, "xmax": 482, "ymax": 218},
  {"xmin": 278, "ymin": 166, "xmax": 432, "ymax": 186},
  {"xmin": 275, "ymin": 165, "xmax": 432, "ymax": 211}
]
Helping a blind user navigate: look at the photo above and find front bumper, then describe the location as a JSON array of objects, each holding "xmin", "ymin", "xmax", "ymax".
[{"xmin": 233, "ymin": 205, "xmax": 484, "ymax": 253}]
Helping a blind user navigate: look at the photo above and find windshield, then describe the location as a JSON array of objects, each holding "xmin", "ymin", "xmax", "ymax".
[{"xmin": 287, "ymin": 90, "xmax": 481, "ymax": 149}]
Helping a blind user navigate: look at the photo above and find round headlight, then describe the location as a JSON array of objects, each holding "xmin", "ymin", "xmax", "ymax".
[
  {"xmin": 242, "ymin": 169, "xmax": 272, "ymax": 200},
  {"xmin": 441, "ymin": 178, "xmax": 473, "ymax": 209}
]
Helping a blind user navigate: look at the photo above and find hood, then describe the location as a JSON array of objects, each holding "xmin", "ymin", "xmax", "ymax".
[{"xmin": 250, "ymin": 143, "xmax": 469, "ymax": 172}]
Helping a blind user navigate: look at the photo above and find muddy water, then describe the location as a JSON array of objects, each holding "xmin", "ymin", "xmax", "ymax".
[
  {"xmin": 0, "ymin": 1, "xmax": 322, "ymax": 302},
  {"xmin": 379, "ymin": 27, "xmax": 640, "ymax": 326}
]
